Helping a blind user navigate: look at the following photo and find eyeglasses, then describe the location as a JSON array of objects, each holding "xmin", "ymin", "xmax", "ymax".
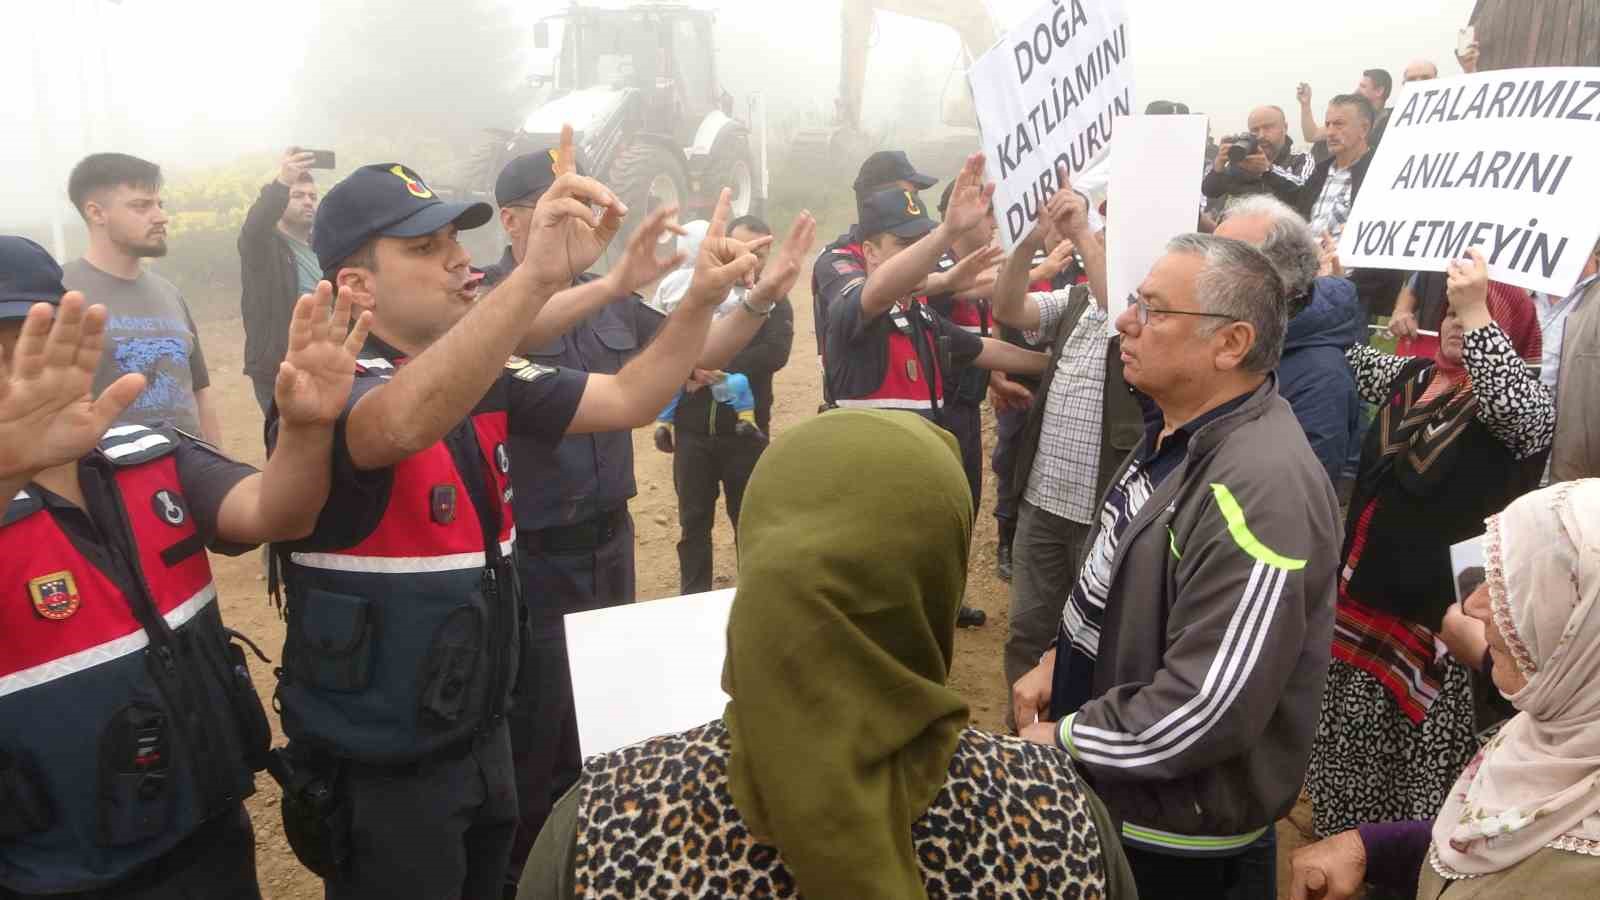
[{"xmin": 1128, "ymin": 293, "xmax": 1241, "ymax": 326}]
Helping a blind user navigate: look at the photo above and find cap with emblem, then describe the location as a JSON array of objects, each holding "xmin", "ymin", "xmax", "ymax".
[
  {"xmin": 858, "ymin": 188, "xmax": 936, "ymax": 241},
  {"xmin": 852, "ymin": 150, "xmax": 938, "ymax": 194},
  {"xmin": 495, "ymin": 148, "xmax": 587, "ymax": 207},
  {"xmin": 313, "ymin": 163, "xmax": 494, "ymax": 273},
  {"xmin": 0, "ymin": 236, "xmax": 66, "ymax": 322}
]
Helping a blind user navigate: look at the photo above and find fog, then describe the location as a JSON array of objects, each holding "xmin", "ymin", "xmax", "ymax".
[{"xmin": 3, "ymin": 0, "xmax": 1475, "ymax": 229}]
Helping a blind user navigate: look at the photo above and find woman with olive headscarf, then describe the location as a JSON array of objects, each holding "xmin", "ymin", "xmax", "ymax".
[
  {"xmin": 516, "ymin": 410, "xmax": 1135, "ymax": 899},
  {"xmin": 1291, "ymin": 478, "xmax": 1600, "ymax": 899}
]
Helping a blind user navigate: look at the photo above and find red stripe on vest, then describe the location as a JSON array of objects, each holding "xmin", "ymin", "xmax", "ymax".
[{"xmin": 1, "ymin": 456, "xmax": 214, "ymax": 681}]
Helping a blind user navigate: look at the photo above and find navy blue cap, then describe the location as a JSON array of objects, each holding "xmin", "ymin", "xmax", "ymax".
[
  {"xmin": 0, "ymin": 236, "xmax": 66, "ymax": 321},
  {"xmin": 495, "ymin": 148, "xmax": 586, "ymax": 207},
  {"xmin": 313, "ymin": 163, "xmax": 494, "ymax": 272},
  {"xmin": 852, "ymin": 150, "xmax": 938, "ymax": 194},
  {"xmin": 858, "ymin": 188, "xmax": 936, "ymax": 241}
]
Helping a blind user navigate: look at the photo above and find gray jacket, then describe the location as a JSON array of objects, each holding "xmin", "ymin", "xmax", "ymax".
[{"xmin": 1058, "ymin": 377, "xmax": 1340, "ymax": 850}]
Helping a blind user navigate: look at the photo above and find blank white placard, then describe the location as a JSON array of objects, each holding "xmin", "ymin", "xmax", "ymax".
[
  {"xmin": 1106, "ymin": 114, "xmax": 1208, "ymax": 334},
  {"xmin": 564, "ymin": 588, "xmax": 736, "ymax": 758}
]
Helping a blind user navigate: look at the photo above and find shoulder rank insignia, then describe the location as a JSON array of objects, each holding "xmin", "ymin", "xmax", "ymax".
[
  {"xmin": 512, "ymin": 363, "xmax": 558, "ymax": 383},
  {"xmin": 29, "ymin": 571, "xmax": 81, "ymax": 620}
]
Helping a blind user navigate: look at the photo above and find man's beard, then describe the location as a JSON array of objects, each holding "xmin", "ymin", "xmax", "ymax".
[{"xmin": 123, "ymin": 235, "xmax": 168, "ymax": 258}]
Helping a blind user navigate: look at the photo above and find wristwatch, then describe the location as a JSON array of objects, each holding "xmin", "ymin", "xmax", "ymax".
[{"xmin": 740, "ymin": 294, "xmax": 775, "ymax": 319}]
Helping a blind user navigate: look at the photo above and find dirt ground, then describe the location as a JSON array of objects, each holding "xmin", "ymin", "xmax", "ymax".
[{"xmin": 199, "ymin": 281, "xmax": 1313, "ymax": 898}]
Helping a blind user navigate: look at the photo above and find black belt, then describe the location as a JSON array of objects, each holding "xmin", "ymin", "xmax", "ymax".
[{"xmin": 518, "ymin": 508, "xmax": 627, "ymax": 555}]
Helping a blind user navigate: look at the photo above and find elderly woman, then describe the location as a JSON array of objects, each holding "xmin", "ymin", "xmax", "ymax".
[
  {"xmin": 1306, "ymin": 249, "xmax": 1553, "ymax": 838},
  {"xmin": 516, "ymin": 410, "xmax": 1135, "ymax": 899},
  {"xmin": 1291, "ymin": 478, "xmax": 1600, "ymax": 899}
]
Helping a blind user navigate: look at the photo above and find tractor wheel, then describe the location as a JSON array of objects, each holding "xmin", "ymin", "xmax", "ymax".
[
  {"xmin": 707, "ymin": 131, "xmax": 763, "ymax": 219},
  {"xmin": 609, "ymin": 142, "xmax": 690, "ymax": 249}
]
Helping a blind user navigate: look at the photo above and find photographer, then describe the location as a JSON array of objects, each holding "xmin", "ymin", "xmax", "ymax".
[
  {"xmin": 240, "ymin": 148, "xmax": 323, "ymax": 414},
  {"xmin": 1201, "ymin": 105, "xmax": 1314, "ymax": 209}
]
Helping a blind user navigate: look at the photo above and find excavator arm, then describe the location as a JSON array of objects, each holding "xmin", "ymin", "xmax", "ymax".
[{"xmin": 834, "ymin": 0, "xmax": 1000, "ymax": 130}]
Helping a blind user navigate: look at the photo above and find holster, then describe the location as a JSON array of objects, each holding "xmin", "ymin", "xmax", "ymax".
[{"xmin": 268, "ymin": 747, "xmax": 351, "ymax": 882}]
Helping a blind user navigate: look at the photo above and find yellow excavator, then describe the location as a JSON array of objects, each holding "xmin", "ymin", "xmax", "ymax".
[{"xmin": 789, "ymin": 0, "xmax": 1002, "ymax": 181}]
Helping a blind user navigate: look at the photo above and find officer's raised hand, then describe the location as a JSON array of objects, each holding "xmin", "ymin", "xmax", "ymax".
[
  {"xmin": 944, "ymin": 153, "xmax": 998, "ymax": 240},
  {"xmin": 682, "ymin": 188, "xmax": 773, "ymax": 309},
  {"xmin": 602, "ymin": 205, "xmax": 689, "ymax": 297},
  {"xmin": 523, "ymin": 124, "xmax": 628, "ymax": 287},
  {"xmin": 273, "ymin": 280, "xmax": 373, "ymax": 428},
  {"xmin": 0, "ymin": 294, "xmax": 145, "ymax": 491}
]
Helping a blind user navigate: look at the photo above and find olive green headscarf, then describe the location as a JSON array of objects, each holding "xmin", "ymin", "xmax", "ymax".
[{"xmin": 722, "ymin": 410, "xmax": 973, "ymax": 900}]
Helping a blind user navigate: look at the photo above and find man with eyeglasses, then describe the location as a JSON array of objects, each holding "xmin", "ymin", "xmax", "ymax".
[{"xmin": 1010, "ymin": 201, "xmax": 1340, "ymax": 899}]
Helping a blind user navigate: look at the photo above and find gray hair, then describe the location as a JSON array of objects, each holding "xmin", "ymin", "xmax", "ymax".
[
  {"xmin": 1165, "ymin": 233, "xmax": 1287, "ymax": 374},
  {"xmin": 1220, "ymin": 195, "xmax": 1320, "ymax": 304}
]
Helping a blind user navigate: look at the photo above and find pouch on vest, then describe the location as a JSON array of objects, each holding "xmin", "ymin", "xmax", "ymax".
[
  {"xmin": 417, "ymin": 601, "xmax": 486, "ymax": 730},
  {"xmin": 0, "ymin": 747, "xmax": 53, "ymax": 838},
  {"xmin": 273, "ymin": 748, "xmax": 351, "ymax": 883},
  {"xmin": 223, "ymin": 630, "xmax": 274, "ymax": 772},
  {"xmin": 287, "ymin": 589, "xmax": 375, "ymax": 693},
  {"xmin": 95, "ymin": 703, "xmax": 175, "ymax": 847}
]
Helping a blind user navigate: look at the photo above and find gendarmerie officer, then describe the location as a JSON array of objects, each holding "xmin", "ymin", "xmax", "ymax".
[
  {"xmin": 266, "ymin": 150, "xmax": 766, "ymax": 899},
  {"xmin": 481, "ymin": 149, "xmax": 806, "ymax": 870},
  {"xmin": 821, "ymin": 155, "xmax": 1049, "ymax": 632},
  {"xmin": 0, "ymin": 236, "xmax": 365, "ymax": 899}
]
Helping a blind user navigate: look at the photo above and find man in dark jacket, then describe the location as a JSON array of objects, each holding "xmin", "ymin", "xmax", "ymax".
[
  {"xmin": 1202, "ymin": 106, "xmax": 1316, "ymax": 209},
  {"xmin": 658, "ymin": 215, "xmax": 795, "ymax": 594},
  {"xmin": 238, "ymin": 148, "xmax": 320, "ymax": 413},
  {"xmin": 1217, "ymin": 195, "xmax": 1363, "ymax": 483}
]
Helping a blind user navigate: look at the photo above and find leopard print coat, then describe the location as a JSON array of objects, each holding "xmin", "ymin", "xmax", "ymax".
[{"xmin": 572, "ymin": 721, "xmax": 1111, "ymax": 899}]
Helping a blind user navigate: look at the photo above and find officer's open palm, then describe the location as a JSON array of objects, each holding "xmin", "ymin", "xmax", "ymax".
[
  {"xmin": 275, "ymin": 281, "xmax": 373, "ymax": 429},
  {"xmin": 525, "ymin": 124, "xmax": 628, "ymax": 286},
  {"xmin": 948, "ymin": 246, "xmax": 1005, "ymax": 298},
  {"xmin": 752, "ymin": 210, "xmax": 817, "ymax": 302},
  {"xmin": 944, "ymin": 153, "xmax": 997, "ymax": 238},
  {"xmin": 684, "ymin": 188, "xmax": 774, "ymax": 310},
  {"xmin": 0, "ymin": 294, "xmax": 145, "ymax": 482},
  {"xmin": 607, "ymin": 205, "xmax": 688, "ymax": 297}
]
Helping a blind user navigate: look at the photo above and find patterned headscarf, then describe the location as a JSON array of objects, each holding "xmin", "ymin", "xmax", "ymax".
[{"xmin": 1432, "ymin": 479, "xmax": 1600, "ymax": 877}]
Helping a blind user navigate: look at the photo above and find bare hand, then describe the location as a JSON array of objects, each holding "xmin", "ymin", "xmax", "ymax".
[
  {"xmin": 1213, "ymin": 140, "xmax": 1234, "ymax": 173},
  {"xmin": 1456, "ymin": 43, "xmax": 1480, "ymax": 73},
  {"xmin": 1240, "ymin": 151, "xmax": 1271, "ymax": 176},
  {"xmin": 989, "ymin": 373, "xmax": 1033, "ymax": 412},
  {"xmin": 684, "ymin": 188, "xmax": 774, "ymax": 308},
  {"xmin": 1387, "ymin": 311, "xmax": 1419, "ymax": 339},
  {"xmin": 524, "ymin": 124, "xmax": 628, "ymax": 287},
  {"xmin": 1033, "ymin": 239, "xmax": 1075, "ymax": 282},
  {"xmin": 1019, "ymin": 719, "xmax": 1059, "ymax": 747},
  {"xmin": 1439, "ymin": 603, "xmax": 1489, "ymax": 669},
  {"xmin": 1297, "ymin": 82, "xmax": 1313, "ymax": 107},
  {"xmin": 1011, "ymin": 650, "xmax": 1055, "ymax": 730},
  {"xmin": 751, "ymin": 210, "xmax": 818, "ymax": 305},
  {"xmin": 1289, "ymin": 830, "xmax": 1367, "ymax": 900},
  {"xmin": 0, "ymin": 294, "xmax": 145, "ymax": 482},
  {"xmin": 278, "ymin": 148, "xmax": 315, "ymax": 187},
  {"xmin": 946, "ymin": 246, "xmax": 1005, "ymax": 298},
  {"xmin": 275, "ymin": 281, "xmax": 373, "ymax": 429},
  {"xmin": 944, "ymin": 153, "xmax": 997, "ymax": 237},
  {"xmin": 1317, "ymin": 233, "xmax": 1345, "ymax": 279},
  {"xmin": 1045, "ymin": 168, "xmax": 1092, "ymax": 240},
  {"xmin": 603, "ymin": 205, "xmax": 688, "ymax": 297},
  {"xmin": 1446, "ymin": 248, "xmax": 1490, "ymax": 317}
]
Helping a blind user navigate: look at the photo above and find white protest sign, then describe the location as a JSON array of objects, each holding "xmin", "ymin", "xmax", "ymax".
[
  {"xmin": 1337, "ymin": 67, "xmax": 1600, "ymax": 296},
  {"xmin": 1107, "ymin": 115, "xmax": 1208, "ymax": 334},
  {"xmin": 968, "ymin": 0, "xmax": 1132, "ymax": 252},
  {"xmin": 565, "ymin": 588, "xmax": 735, "ymax": 757}
]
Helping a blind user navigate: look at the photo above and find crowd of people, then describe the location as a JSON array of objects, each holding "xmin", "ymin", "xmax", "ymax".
[{"xmin": 1, "ymin": 34, "xmax": 1598, "ymax": 900}]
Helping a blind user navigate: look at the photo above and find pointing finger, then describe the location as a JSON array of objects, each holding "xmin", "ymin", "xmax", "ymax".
[
  {"xmin": 707, "ymin": 187, "xmax": 733, "ymax": 240},
  {"xmin": 554, "ymin": 124, "xmax": 577, "ymax": 177}
]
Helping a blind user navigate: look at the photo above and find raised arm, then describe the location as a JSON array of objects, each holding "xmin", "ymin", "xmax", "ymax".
[
  {"xmin": 514, "ymin": 204, "xmax": 688, "ymax": 354},
  {"xmin": 994, "ymin": 226, "xmax": 1049, "ymax": 332},
  {"xmin": 217, "ymin": 285, "xmax": 371, "ymax": 543},
  {"xmin": 344, "ymin": 126, "xmax": 624, "ymax": 469},
  {"xmin": 860, "ymin": 153, "xmax": 995, "ymax": 319},
  {"xmin": 1297, "ymin": 83, "xmax": 1326, "ymax": 143},
  {"xmin": 566, "ymin": 189, "xmax": 768, "ymax": 434},
  {"xmin": 1449, "ymin": 251, "xmax": 1556, "ymax": 460},
  {"xmin": 697, "ymin": 211, "xmax": 814, "ymax": 370}
]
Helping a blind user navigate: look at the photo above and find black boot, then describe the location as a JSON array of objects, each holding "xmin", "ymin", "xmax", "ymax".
[
  {"xmin": 996, "ymin": 542, "xmax": 1014, "ymax": 582},
  {"xmin": 957, "ymin": 605, "xmax": 987, "ymax": 628}
]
